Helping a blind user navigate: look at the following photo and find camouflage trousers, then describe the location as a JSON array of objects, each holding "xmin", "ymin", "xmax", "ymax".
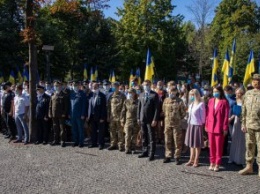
[
  {"xmin": 245, "ymin": 129, "xmax": 260, "ymax": 165},
  {"xmin": 124, "ymin": 122, "xmax": 139, "ymax": 151},
  {"xmin": 164, "ymin": 126, "xmax": 183, "ymax": 159},
  {"xmin": 110, "ymin": 120, "xmax": 125, "ymax": 148}
]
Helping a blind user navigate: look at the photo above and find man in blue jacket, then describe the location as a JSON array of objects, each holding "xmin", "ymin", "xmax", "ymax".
[{"xmin": 70, "ymin": 81, "xmax": 87, "ymax": 148}]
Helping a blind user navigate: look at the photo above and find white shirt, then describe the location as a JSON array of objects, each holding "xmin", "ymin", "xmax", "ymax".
[
  {"xmin": 14, "ymin": 94, "xmax": 30, "ymax": 116},
  {"xmin": 187, "ymin": 102, "xmax": 206, "ymax": 126}
]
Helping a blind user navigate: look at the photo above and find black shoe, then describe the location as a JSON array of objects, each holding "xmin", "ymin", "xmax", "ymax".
[
  {"xmin": 88, "ymin": 144, "xmax": 97, "ymax": 148},
  {"xmin": 175, "ymin": 158, "xmax": 181, "ymax": 165},
  {"xmin": 99, "ymin": 146, "xmax": 104, "ymax": 150},
  {"xmin": 13, "ymin": 140, "xmax": 22, "ymax": 143},
  {"xmin": 43, "ymin": 141, "xmax": 47, "ymax": 145},
  {"xmin": 24, "ymin": 141, "xmax": 29, "ymax": 145},
  {"xmin": 4, "ymin": 135, "xmax": 10, "ymax": 139},
  {"xmin": 163, "ymin": 158, "xmax": 171, "ymax": 163},
  {"xmin": 51, "ymin": 141, "xmax": 59, "ymax": 146},
  {"xmin": 72, "ymin": 143, "xmax": 79, "ymax": 147},
  {"xmin": 148, "ymin": 155, "xmax": 155, "ymax": 161},
  {"xmin": 125, "ymin": 150, "xmax": 131, "ymax": 154},
  {"xmin": 34, "ymin": 141, "xmax": 42, "ymax": 145},
  {"xmin": 79, "ymin": 144, "xmax": 84, "ymax": 148},
  {"xmin": 138, "ymin": 152, "xmax": 148, "ymax": 158},
  {"xmin": 107, "ymin": 146, "xmax": 117, "ymax": 151},
  {"xmin": 119, "ymin": 147, "xmax": 124, "ymax": 152},
  {"xmin": 61, "ymin": 142, "xmax": 66, "ymax": 147}
]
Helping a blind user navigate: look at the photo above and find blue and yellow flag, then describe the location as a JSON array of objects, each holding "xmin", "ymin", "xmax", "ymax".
[
  {"xmin": 90, "ymin": 67, "xmax": 95, "ymax": 82},
  {"xmin": 111, "ymin": 70, "xmax": 116, "ymax": 83},
  {"xmin": 229, "ymin": 38, "xmax": 236, "ymax": 80},
  {"xmin": 211, "ymin": 49, "xmax": 219, "ymax": 87},
  {"xmin": 108, "ymin": 70, "xmax": 112, "ymax": 82},
  {"xmin": 94, "ymin": 66, "xmax": 98, "ymax": 81},
  {"xmin": 136, "ymin": 68, "xmax": 141, "ymax": 85},
  {"xmin": 0, "ymin": 72, "xmax": 4, "ymax": 83},
  {"xmin": 9, "ymin": 70, "xmax": 15, "ymax": 84},
  {"xmin": 243, "ymin": 50, "xmax": 255, "ymax": 88},
  {"xmin": 129, "ymin": 69, "xmax": 134, "ymax": 86},
  {"xmin": 83, "ymin": 64, "xmax": 88, "ymax": 80},
  {"xmin": 221, "ymin": 49, "xmax": 230, "ymax": 87},
  {"xmin": 144, "ymin": 49, "xmax": 155, "ymax": 81},
  {"xmin": 23, "ymin": 66, "xmax": 29, "ymax": 81},
  {"xmin": 16, "ymin": 66, "xmax": 23, "ymax": 83}
]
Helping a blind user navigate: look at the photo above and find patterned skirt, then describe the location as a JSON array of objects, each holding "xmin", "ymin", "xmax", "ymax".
[{"xmin": 185, "ymin": 124, "xmax": 204, "ymax": 148}]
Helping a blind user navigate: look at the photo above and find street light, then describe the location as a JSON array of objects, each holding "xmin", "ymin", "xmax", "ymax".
[{"xmin": 42, "ymin": 45, "xmax": 54, "ymax": 82}]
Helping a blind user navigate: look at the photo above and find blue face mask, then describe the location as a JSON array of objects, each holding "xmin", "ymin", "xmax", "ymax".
[
  {"xmin": 213, "ymin": 92, "xmax": 220, "ymax": 98},
  {"xmin": 136, "ymin": 90, "xmax": 141, "ymax": 95},
  {"xmin": 190, "ymin": 96, "xmax": 195, "ymax": 102},
  {"xmin": 225, "ymin": 93, "xmax": 232, "ymax": 98},
  {"xmin": 111, "ymin": 87, "xmax": 116, "ymax": 92}
]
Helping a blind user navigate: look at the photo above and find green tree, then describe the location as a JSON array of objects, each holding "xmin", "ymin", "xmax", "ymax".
[{"xmin": 113, "ymin": 0, "xmax": 186, "ymax": 81}]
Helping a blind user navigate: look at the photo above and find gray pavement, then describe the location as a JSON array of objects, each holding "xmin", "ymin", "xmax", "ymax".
[{"xmin": 0, "ymin": 136, "xmax": 259, "ymax": 194}]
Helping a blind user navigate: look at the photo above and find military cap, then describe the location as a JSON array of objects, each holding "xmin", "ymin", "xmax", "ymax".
[
  {"xmin": 53, "ymin": 80, "xmax": 61, "ymax": 84},
  {"xmin": 128, "ymin": 88, "xmax": 136, "ymax": 93},
  {"xmin": 112, "ymin": 81, "xmax": 120, "ymax": 86},
  {"xmin": 252, "ymin": 74, "xmax": 260, "ymax": 80},
  {"xmin": 36, "ymin": 85, "xmax": 45, "ymax": 90}
]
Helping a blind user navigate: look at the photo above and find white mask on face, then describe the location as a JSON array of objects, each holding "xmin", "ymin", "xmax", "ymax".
[
  {"xmin": 143, "ymin": 85, "xmax": 150, "ymax": 92},
  {"xmin": 127, "ymin": 93, "xmax": 132, "ymax": 100}
]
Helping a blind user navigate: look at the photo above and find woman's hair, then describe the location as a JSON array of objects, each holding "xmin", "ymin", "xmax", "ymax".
[
  {"xmin": 214, "ymin": 85, "xmax": 226, "ymax": 100},
  {"xmin": 189, "ymin": 89, "xmax": 202, "ymax": 102},
  {"xmin": 235, "ymin": 88, "xmax": 245, "ymax": 95}
]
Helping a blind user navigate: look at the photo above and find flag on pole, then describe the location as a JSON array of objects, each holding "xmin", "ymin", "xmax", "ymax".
[
  {"xmin": 94, "ymin": 66, "xmax": 98, "ymax": 81},
  {"xmin": 83, "ymin": 64, "xmax": 88, "ymax": 80},
  {"xmin": 211, "ymin": 49, "xmax": 219, "ymax": 87},
  {"xmin": 221, "ymin": 49, "xmax": 230, "ymax": 87},
  {"xmin": 111, "ymin": 70, "xmax": 116, "ymax": 83},
  {"xmin": 90, "ymin": 67, "xmax": 95, "ymax": 81},
  {"xmin": 144, "ymin": 49, "xmax": 155, "ymax": 81},
  {"xmin": 16, "ymin": 66, "xmax": 23, "ymax": 83},
  {"xmin": 136, "ymin": 68, "xmax": 141, "ymax": 85},
  {"xmin": 129, "ymin": 69, "xmax": 134, "ymax": 87},
  {"xmin": 109, "ymin": 70, "xmax": 112, "ymax": 82},
  {"xmin": 243, "ymin": 50, "xmax": 255, "ymax": 88},
  {"xmin": 9, "ymin": 70, "xmax": 15, "ymax": 84},
  {"xmin": 23, "ymin": 66, "xmax": 29, "ymax": 81},
  {"xmin": 0, "ymin": 72, "xmax": 4, "ymax": 83},
  {"xmin": 230, "ymin": 38, "xmax": 236, "ymax": 76}
]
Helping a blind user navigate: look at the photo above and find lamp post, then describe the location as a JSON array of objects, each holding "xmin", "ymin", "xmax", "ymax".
[{"xmin": 42, "ymin": 45, "xmax": 54, "ymax": 82}]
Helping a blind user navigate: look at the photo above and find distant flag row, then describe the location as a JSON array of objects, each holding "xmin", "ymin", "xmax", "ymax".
[
  {"xmin": 1, "ymin": 66, "xmax": 30, "ymax": 84},
  {"xmin": 83, "ymin": 65, "xmax": 98, "ymax": 81},
  {"xmin": 211, "ymin": 38, "xmax": 257, "ymax": 89}
]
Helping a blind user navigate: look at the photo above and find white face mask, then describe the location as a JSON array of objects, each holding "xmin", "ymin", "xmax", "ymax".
[
  {"xmin": 92, "ymin": 89, "xmax": 99, "ymax": 94},
  {"xmin": 127, "ymin": 93, "xmax": 132, "ymax": 100},
  {"xmin": 143, "ymin": 85, "xmax": 150, "ymax": 92}
]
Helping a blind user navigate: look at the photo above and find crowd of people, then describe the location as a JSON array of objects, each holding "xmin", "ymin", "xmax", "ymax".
[{"xmin": 0, "ymin": 74, "xmax": 259, "ymax": 177}]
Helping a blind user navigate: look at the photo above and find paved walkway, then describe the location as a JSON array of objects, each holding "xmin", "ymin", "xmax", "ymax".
[{"xmin": 0, "ymin": 137, "xmax": 259, "ymax": 194}]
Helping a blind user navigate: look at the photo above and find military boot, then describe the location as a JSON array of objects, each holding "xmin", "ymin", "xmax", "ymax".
[{"xmin": 238, "ymin": 163, "xmax": 253, "ymax": 175}]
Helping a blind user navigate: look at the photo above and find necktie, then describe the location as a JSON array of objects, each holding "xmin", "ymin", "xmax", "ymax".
[{"xmin": 145, "ymin": 93, "xmax": 149, "ymax": 102}]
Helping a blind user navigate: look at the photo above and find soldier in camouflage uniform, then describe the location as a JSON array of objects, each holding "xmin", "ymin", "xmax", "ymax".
[
  {"xmin": 239, "ymin": 74, "xmax": 260, "ymax": 177},
  {"xmin": 107, "ymin": 82, "xmax": 126, "ymax": 151},
  {"xmin": 120, "ymin": 89, "xmax": 139, "ymax": 154},
  {"xmin": 162, "ymin": 88, "xmax": 186, "ymax": 164}
]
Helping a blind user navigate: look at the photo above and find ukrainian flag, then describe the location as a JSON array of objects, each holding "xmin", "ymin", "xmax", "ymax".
[
  {"xmin": 94, "ymin": 66, "xmax": 98, "ymax": 81},
  {"xmin": 83, "ymin": 64, "xmax": 88, "ymax": 80},
  {"xmin": 243, "ymin": 50, "xmax": 255, "ymax": 88},
  {"xmin": 23, "ymin": 66, "xmax": 29, "ymax": 81},
  {"xmin": 144, "ymin": 49, "xmax": 155, "ymax": 81},
  {"xmin": 0, "ymin": 72, "xmax": 4, "ymax": 83},
  {"xmin": 16, "ymin": 66, "xmax": 23, "ymax": 83},
  {"xmin": 129, "ymin": 69, "xmax": 134, "ymax": 87},
  {"xmin": 211, "ymin": 49, "xmax": 219, "ymax": 87},
  {"xmin": 221, "ymin": 49, "xmax": 230, "ymax": 87},
  {"xmin": 111, "ymin": 70, "xmax": 116, "ymax": 83},
  {"xmin": 109, "ymin": 70, "xmax": 112, "ymax": 82},
  {"xmin": 9, "ymin": 70, "xmax": 15, "ymax": 84},
  {"xmin": 229, "ymin": 38, "xmax": 236, "ymax": 80},
  {"xmin": 90, "ymin": 67, "xmax": 95, "ymax": 82},
  {"xmin": 136, "ymin": 68, "xmax": 141, "ymax": 85}
]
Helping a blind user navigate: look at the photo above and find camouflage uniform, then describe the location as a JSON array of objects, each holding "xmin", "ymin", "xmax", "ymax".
[
  {"xmin": 163, "ymin": 97, "xmax": 186, "ymax": 159},
  {"xmin": 120, "ymin": 99, "xmax": 139, "ymax": 152},
  {"xmin": 108, "ymin": 92, "xmax": 126, "ymax": 149},
  {"xmin": 241, "ymin": 89, "xmax": 260, "ymax": 172}
]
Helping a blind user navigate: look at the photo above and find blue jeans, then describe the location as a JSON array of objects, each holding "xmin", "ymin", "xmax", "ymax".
[
  {"xmin": 15, "ymin": 114, "xmax": 29, "ymax": 142},
  {"xmin": 71, "ymin": 118, "xmax": 84, "ymax": 145}
]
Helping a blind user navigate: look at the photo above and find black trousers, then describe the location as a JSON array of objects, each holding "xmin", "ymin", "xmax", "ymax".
[
  {"xmin": 0, "ymin": 113, "xmax": 7, "ymax": 134},
  {"xmin": 90, "ymin": 119, "xmax": 105, "ymax": 146},
  {"xmin": 2, "ymin": 111, "xmax": 16, "ymax": 137},
  {"xmin": 141, "ymin": 123, "xmax": 156, "ymax": 156},
  {"xmin": 36, "ymin": 118, "xmax": 49, "ymax": 143}
]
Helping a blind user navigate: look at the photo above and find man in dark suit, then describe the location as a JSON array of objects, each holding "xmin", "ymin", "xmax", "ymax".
[
  {"xmin": 137, "ymin": 80, "xmax": 159, "ymax": 161},
  {"xmin": 87, "ymin": 83, "xmax": 107, "ymax": 150},
  {"xmin": 35, "ymin": 85, "xmax": 50, "ymax": 145},
  {"xmin": 49, "ymin": 80, "xmax": 69, "ymax": 147}
]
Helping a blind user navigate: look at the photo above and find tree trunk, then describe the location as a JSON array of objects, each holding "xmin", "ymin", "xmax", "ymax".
[{"xmin": 26, "ymin": 0, "xmax": 37, "ymax": 142}]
